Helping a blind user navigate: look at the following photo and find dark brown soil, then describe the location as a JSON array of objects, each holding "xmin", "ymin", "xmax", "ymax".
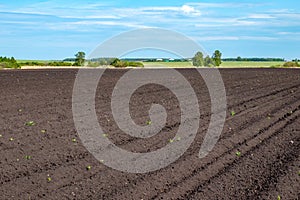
[{"xmin": 0, "ymin": 69, "xmax": 299, "ymax": 200}]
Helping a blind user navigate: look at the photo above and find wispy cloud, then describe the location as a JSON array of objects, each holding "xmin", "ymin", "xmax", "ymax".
[
  {"xmin": 247, "ymin": 14, "xmax": 276, "ymax": 19},
  {"xmin": 186, "ymin": 2, "xmax": 264, "ymax": 8},
  {"xmin": 274, "ymin": 13, "xmax": 300, "ymax": 19},
  {"xmin": 65, "ymin": 21, "xmax": 151, "ymax": 29},
  {"xmin": 240, "ymin": 36, "xmax": 277, "ymax": 41},
  {"xmin": 198, "ymin": 36, "xmax": 239, "ymax": 41},
  {"xmin": 0, "ymin": 0, "xmax": 299, "ymax": 60},
  {"xmin": 1, "ymin": 2, "xmax": 299, "ymax": 32},
  {"xmin": 141, "ymin": 5, "xmax": 201, "ymax": 16},
  {"xmin": 277, "ymin": 32, "xmax": 300, "ymax": 35},
  {"xmin": 194, "ymin": 18, "xmax": 264, "ymax": 27},
  {"xmin": 276, "ymin": 32, "xmax": 300, "ymax": 40},
  {"xmin": 8, "ymin": 2, "xmax": 202, "ymax": 20},
  {"xmin": 0, "ymin": 20, "xmax": 37, "ymax": 25},
  {"xmin": 196, "ymin": 36, "xmax": 277, "ymax": 41},
  {"xmin": 62, "ymin": 15, "xmax": 121, "ymax": 20}
]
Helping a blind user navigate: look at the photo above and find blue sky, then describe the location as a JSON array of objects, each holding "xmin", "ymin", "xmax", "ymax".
[{"xmin": 0, "ymin": 0, "xmax": 299, "ymax": 60}]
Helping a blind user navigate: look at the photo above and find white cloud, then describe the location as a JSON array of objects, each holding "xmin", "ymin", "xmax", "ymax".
[
  {"xmin": 1, "ymin": 1, "xmax": 299, "ymax": 40},
  {"xmin": 9, "ymin": 1, "xmax": 114, "ymax": 20},
  {"xmin": 275, "ymin": 13, "xmax": 300, "ymax": 19},
  {"xmin": 197, "ymin": 36, "xmax": 239, "ymax": 41},
  {"xmin": 268, "ymin": 9, "xmax": 292, "ymax": 13},
  {"xmin": 69, "ymin": 20, "xmax": 148, "ymax": 28},
  {"xmin": 8, "ymin": 3, "xmax": 202, "ymax": 20},
  {"xmin": 61, "ymin": 15, "xmax": 121, "ymax": 20},
  {"xmin": 248, "ymin": 14, "xmax": 275, "ymax": 19},
  {"xmin": 194, "ymin": 17, "xmax": 264, "ymax": 27},
  {"xmin": 73, "ymin": 3, "xmax": 112, "ymax": 9},
  {"xmin": 181, "ymin": 5, "xmax": 201, "ymax": 16},
  {"xmin": 277, "ymin": 32, "xmax": 300, "ymax": 36},
  {"xmin": 0, "ymin": 20, "xmax": 36, "ymax": 25},
  {"xmin": 186, "ymin": 2, "xmax": 263, "ymax": 8},
  {"xmin": 43, "ymin": 21, "xmax": 151, "ymax": 31},
  {"xmin": 134, "ymin": 5, "xmax": 201, "ymax": 16},
  {"xmin": 140, "ymin": 6, "xmax": 179, "ymax": 12},
  {"xmin": 240, "ymin": 36, "xmax": 277, "ymax": 41},
  {"xmin": 235, "ymin": 20, "xmax": 261, "ymax": 26},
  {"xmin": 196, "ymin": 36, "xmax": 276, "ymax": 41}
]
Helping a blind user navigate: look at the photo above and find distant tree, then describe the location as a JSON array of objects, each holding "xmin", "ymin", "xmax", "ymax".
[
  {"xmin": 111, "ymin": 58, "xmax": 120, "ymax": 66},
  {"xmin": 63, "ymin": 58, "xmax": 76, "ymax": 62},
  {"xmin": 74, "ymin": 51, "xmax": 86, "ymax": 66},
  {"xmin": 192, "ymin": 51, "xmax": 204, "ymax": 67},
  {"xmin": 204, "ymin": 55, "xmax": 214, "ymax": 67},
  {"xmin": 237, "ymin": 56, "xmax": 242, "ymax": 61},
  {"xmin": 212, "ymin": 50, "xmax": 222, "ymax": 66},
  {"xmin": 0, "ymin": 56, "xmax": 20, "ymax": 69}
]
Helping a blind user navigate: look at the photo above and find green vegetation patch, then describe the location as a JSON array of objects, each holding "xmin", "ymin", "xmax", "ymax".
[
  {"xmin": 0, "ymin": 57, "xmax": 20, "ymax": 69},
  {"xmin": 25, "ymin": 121, "xmax": 36, "ymax": 126},
  {"xmin": 283, "ymin": 61, "xmax": 300, "ymax": 68},
  {"xmin": 111, "ymin": 58, "xmax": 144, "ymax": 68},
  {"xmin": 19, "ymin": 61, "xmax": 73, "ymax": 67},
  {"xmin": 236, "ymin": 151, "xmax": 242, "ymax": 157}
]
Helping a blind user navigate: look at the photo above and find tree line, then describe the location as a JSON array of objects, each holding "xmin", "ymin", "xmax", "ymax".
[
  {"xmin": 0, "ymin": 57, "xmax": 20, "ymax": 69},
  {"xmin": 20, "ymin": 61, "xmax": 73, "ymax": 67},
  {"xmin": 18, "ymin": 52, "xmax": 86, "ymax": 67},
  {"xmin": 223, "ymin": 57, "xmax": 285, "ymax": 62},
  {"xmin": 192, "ymin": 50, "xmax": 222, "ymax": 67},
  {"xmin": 1, "ymin": 50, "xmax": 298, "ymax": 69}
]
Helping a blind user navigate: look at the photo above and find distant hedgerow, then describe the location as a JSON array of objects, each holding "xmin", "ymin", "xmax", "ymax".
[{"xmin": 0, "ymin": 56, "xmax": 20, "ymax": 69}]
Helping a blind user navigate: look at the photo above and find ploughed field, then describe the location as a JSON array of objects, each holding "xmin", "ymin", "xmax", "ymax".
[{"xmin": 0, "ymin": 69, "xmax": 299, "ymax": 199}]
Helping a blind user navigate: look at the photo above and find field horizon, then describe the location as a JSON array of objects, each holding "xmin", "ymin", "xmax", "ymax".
[{"xmin": 15, "ymin": 60, "xmax": 287, "ymax": 69}]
